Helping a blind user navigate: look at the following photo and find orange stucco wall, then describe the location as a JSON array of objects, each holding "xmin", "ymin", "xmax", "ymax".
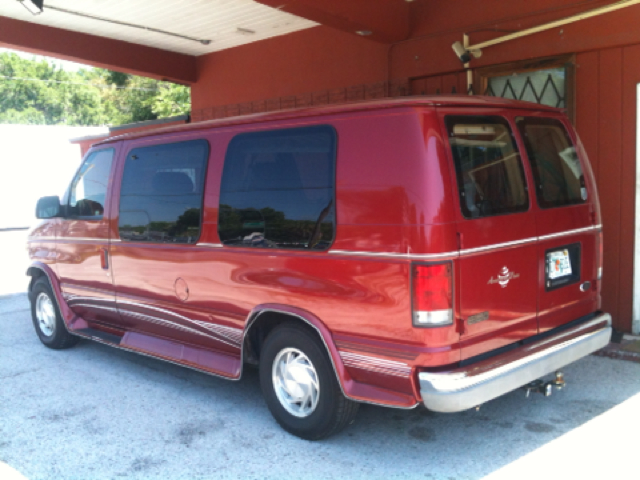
[{"xmin": 190, "ymin": 0, "xmax": 640, "ymax": 332}]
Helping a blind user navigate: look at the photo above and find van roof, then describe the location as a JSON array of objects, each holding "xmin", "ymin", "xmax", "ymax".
[{"xmin": 95, "ymin": 95, "xmax": 562, "ymax": 146}]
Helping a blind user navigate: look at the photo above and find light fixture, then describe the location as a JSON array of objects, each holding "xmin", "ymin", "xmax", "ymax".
[
  {"xmin": 355, "ymin": 30, "xmax": 372, "ymax": 36},
  {"xmin": 43, "ymin": 4, "xmax": 212, "ymax": 46},
  {"xmin": 17, "ymin": 0, "xmax": 43, "ymax": 15}
]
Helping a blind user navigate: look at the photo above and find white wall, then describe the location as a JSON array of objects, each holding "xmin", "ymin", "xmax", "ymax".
[{"xmin": 0, "ymin": 125, "xmax": 108, "ymax": 229}]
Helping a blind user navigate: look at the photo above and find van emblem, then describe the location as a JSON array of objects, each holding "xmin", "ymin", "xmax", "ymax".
[{"xmin": 488, "ymin": 266, "xmax": 520, "ymax": 288}]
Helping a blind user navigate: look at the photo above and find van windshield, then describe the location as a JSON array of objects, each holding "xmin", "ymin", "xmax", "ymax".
[
  {"xmin": 446, "ymin": 116, "xmax": 529, "ymax": 219},
  {"xmin": 516, "ymin": 117, "xmax": 586, "ymax": 208}
]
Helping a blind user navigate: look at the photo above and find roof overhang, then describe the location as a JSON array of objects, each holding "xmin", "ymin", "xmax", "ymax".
[{"xmin": 0, "ymin": 0, "xmax": 413, "ymax": 82}]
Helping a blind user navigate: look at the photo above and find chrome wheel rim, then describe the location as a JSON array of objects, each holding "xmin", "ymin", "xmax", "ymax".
[
  {"xmin": 35, "ymin": 292, "xmax": 56, "ymax": 337},
  {"xmin": 272, "ymin": 348, "xmax": 320, "ymax": 418}
]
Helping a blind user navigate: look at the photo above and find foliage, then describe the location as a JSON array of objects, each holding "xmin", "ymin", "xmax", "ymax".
[{"xmin": 0, "ymin": 52, "xmax": 190, "ymax": 126}]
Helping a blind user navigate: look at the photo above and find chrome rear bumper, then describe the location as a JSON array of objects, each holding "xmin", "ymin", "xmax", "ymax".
[{"xmin": 418, "ymin": 313, "xmax": 612, "ymax": 412}]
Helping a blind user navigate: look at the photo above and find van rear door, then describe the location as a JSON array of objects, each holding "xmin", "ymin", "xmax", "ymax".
[
  {"xmin": 515, "ymin": 115, "xmax": 600, "ymax": 333},
  {"xmin": 439, "ymin": 111, "xmax": 538, "ymax": 361}
]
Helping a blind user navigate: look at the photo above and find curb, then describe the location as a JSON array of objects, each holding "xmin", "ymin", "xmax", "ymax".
[{"xmin": 592, "ymin": 335, "xmax": 640, "ymax": 364}]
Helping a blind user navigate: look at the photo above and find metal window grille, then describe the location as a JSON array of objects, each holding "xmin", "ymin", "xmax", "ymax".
[{"xmin": 484, "ymin": 68, "xmax": 565, "ymax": 108}]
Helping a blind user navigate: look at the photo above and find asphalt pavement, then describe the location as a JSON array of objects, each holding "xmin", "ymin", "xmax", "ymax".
[{"xmin": 1, "ymin": 230, "xmax": 640, "ymax": 480}]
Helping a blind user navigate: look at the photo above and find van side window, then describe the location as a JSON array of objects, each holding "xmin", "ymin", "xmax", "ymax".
[
  {"xmin": 516, "ymin": 117, "xmax": 586, "ymax": 208},
  {"xmin": 66, "ymin": 149, "xmax": 114, "ymax": 219},
  {"xmin": 446, "ymin": 116, "xmax": 529, "ymax": 219},
  {"xmin": 118, "ymin": 140, "xmax": 209, "ymax": 243},
  {"xmin": 219, "ymin": 126, "xmax": 336, "ymax": 249}
]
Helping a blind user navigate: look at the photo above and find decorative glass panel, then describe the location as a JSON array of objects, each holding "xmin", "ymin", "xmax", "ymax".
[{"xmin": 486, "ymin": 68, "xmax": 565, "ymax": 108}]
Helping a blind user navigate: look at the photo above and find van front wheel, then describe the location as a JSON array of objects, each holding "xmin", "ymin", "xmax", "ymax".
[
  {"xmin": 259, "ymin": 323, "xmax": 359, "ymax": 440},
  {"xmin": 30, "ymin": 277, "xmax": 79, "ymax": 350}
]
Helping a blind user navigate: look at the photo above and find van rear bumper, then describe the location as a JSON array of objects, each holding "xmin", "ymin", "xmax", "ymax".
[{"xmin": 418, "ymin": 313, "xmax": 612, "ymax": 412}]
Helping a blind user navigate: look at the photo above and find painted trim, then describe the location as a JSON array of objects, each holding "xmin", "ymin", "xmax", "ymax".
[
  {"xmin": 634, "ymin": 83, "xmax": 640, "ymax": 335},
  {"xmin": 329, "ymin": 226, "xmax": 602, "ymax": 260},
  {"xmin": 242, "ymin": 307, "xmax": 419, "ymax": 409},
  {"xmin": 329, "ymin": 249, "xmax": 459, "ymax": 260},
  {"xmin": 28, "ymin": 237, "xmax": 122, "ymax": 243},
  {"xmin": 339, "ymin": 351, "xmax": 412, "ymax": 378},
  {"xmin": 61, "ymin": 283, "xmax": 113, "ymax": 296},
  {"xmin": 538, "ymin": 225, "xmax": 602, "ymax": 242},
  {"xmin": 116, "ymin": 299, "xmax": 243, "ymax": 347},
  {"xmin": 59, "ymin": 237, "xmax": 109, "ymax": 242},
  {"xmin": 460, "ymin": 237, "xmax": 537, "ymax": 255}
]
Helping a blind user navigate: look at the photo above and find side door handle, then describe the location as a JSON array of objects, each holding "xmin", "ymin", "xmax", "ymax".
[{"xmin": 100, "ymin": 247, "xmax": 109, "ymax": 270}]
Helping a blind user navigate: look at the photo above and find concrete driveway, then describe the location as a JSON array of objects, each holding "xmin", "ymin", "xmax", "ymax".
[{"xmin": 1, "ymin": 230, "xmax": 640, "ymax": 480}]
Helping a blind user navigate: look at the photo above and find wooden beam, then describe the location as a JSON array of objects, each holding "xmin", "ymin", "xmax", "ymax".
[{"xmin": 0, "ymin": 16, "xmax": 197, "ymax": 84}]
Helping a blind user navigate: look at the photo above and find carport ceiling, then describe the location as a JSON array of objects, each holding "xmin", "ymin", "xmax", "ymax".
[{"xmin": 0, "ymin": 0, "xmax": 318, "ymax": 55}]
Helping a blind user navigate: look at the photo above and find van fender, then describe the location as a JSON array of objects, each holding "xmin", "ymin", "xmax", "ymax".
[
  {"xmin": 26, "ymin": 262, "xmax": 76, "ymax": 327},
  {"xmin": 243, "ymin": 303, "xmax": 351, "ymax": 386},
  {"xmin": 243, "ymin": 304, "xmax": 418, "ymax": 409}
]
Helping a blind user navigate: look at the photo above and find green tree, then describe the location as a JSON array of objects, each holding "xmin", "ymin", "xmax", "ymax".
[
  {"xmin": 152, "ymin": 83, "xmax": 190, "ymax": 118},
  {"xmin": 0, "ymin": 52, "xmax": 190, "ymax": 126}
]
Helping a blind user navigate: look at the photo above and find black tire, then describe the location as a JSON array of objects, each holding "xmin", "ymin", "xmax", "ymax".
[
  {"xmin": 30, "ymin": 277, "xmax": 79, "ymax": 350},
  {"xmin": 259, "ymin": 323, "xmax": 359, "ymax": 440}
]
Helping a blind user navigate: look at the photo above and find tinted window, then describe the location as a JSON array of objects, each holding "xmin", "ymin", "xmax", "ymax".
[
  {"xmin": 66, "ymin": 149, "xmax": 114, "ymax": 218},
  {"xmin": 219, "ymin": 126, "xmax": 336, "ymax": 249},
  {"xmin": 119, "ymin": 140, "xmax": 209, "ymax": 243},
  {"xmin": 516, "ymin": 117, "xmax": 586, "ymax": 208},
  {"xmin": 446, "ymin": 116, "xmax": 529, "ymax": 218}
]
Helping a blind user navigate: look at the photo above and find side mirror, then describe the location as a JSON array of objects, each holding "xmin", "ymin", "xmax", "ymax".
[{"xmin": 35, "ymin": 196, "xmax": 61, "ymax": 219}]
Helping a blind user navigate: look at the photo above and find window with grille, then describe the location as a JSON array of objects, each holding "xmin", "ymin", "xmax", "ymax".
[
  {"xmin": 485, "ymin": 68, "xmax": 565, "ymax": 108},
  {"xmin": 479, "ymin": 56, "xmax": 575, "ymax": 120}
]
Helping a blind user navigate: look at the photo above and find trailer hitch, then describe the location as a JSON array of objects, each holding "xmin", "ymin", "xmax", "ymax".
[{"xmin": 524, "ymin": 371, "xmax": 565, "ymax": 398}]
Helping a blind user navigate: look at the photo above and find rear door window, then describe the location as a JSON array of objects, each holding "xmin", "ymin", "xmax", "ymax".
[
  {"xmin": 218, "ymin": 126, "xmax": 336, "ymax": 250},
  {"xmin": 445, "ymin": 116, "xmax": 529, "ymax": 218},
  {"xmin": 516, "ymin": 117, "xmax": 586, "ymax": 208}
]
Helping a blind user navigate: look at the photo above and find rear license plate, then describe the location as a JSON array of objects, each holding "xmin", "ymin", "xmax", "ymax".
[{"xmin": 547, "ymin": 249, "xmax": 572, "ymax": 279}]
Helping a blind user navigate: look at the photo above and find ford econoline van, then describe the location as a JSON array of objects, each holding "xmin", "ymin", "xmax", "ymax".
[{"xmin": 27, "ymin": 96, "xmax": 612, "ymax": 440}]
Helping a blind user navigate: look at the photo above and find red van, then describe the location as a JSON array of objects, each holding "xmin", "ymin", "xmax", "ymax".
[{"xmin": 27, "ymin": 96, "xmax": 611, "ymax": 439}]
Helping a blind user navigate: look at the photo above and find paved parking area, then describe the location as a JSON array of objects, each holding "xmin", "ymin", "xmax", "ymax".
[{"xmin": 1, "ymin": 230, "xmax": 640, "ymax": 479}]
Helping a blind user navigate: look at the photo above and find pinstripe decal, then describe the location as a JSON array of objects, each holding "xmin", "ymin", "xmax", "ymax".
[{"xmin": 339, "ymin": 351, "xmax": 412, "ymax": 378}]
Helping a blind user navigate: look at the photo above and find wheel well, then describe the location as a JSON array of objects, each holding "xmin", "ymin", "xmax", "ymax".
[
  {"xmin": 243, "ymin": 311, "xmax": 321, "ymax": 366},
  {"xmin": 26, "ymin": 267, "xmax": 46, "ymax": 294}
]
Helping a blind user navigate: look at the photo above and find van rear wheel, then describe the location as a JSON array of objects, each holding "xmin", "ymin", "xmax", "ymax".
[
  {"xmin": 259, "ymin": 323, "xmax": 359, "ymax": 440},
  {"xmin": 30, "ymin": 277, "xmax": 79, "ymax": 350}
]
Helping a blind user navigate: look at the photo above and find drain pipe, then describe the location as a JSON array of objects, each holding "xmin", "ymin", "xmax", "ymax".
[{"xmin": 453, "ymin": 0, "xmax": 640, "ymax": 81}]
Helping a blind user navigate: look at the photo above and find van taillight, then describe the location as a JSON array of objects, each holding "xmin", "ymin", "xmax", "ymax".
[
  {"xmin": 597, "ymin": 231, "xmax": 603, "ymax": 281},
  {"xmin": 412, "ymin": 262, "xmax": 453, "ymax": 327}
]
